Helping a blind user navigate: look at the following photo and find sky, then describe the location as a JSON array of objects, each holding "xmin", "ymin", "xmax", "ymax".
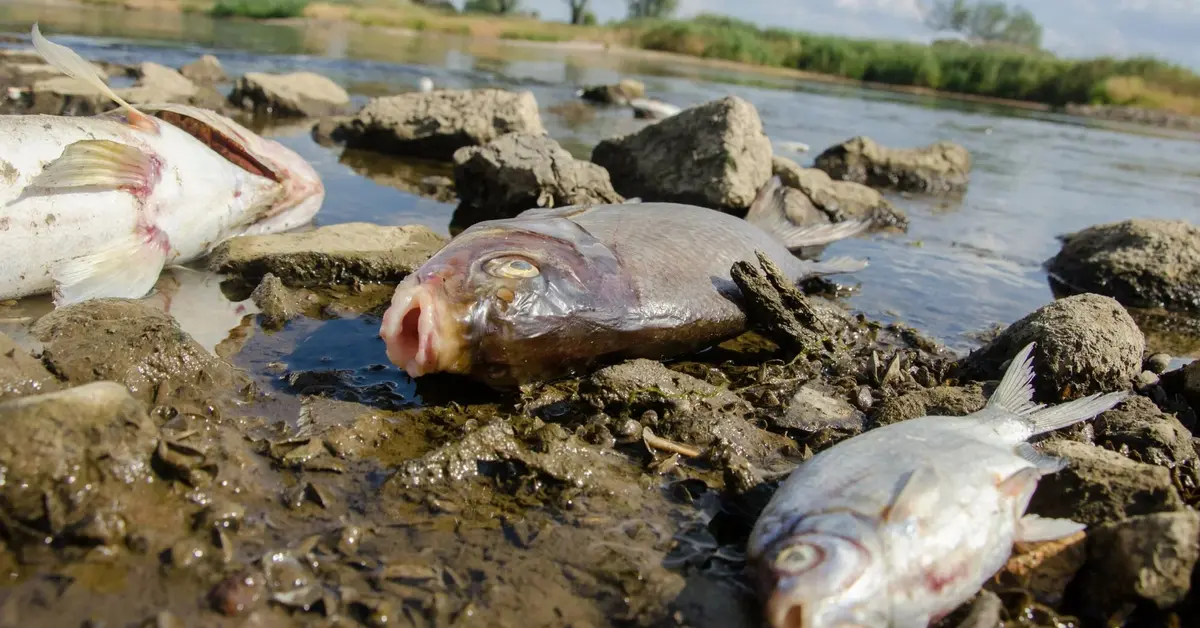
[{"xmin": 507, "ymin": 0, "xmax": 1200, "ymax": 69}]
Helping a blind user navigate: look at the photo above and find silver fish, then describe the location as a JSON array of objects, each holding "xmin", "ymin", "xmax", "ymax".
[
  {"xmin": 379, "ymin": 176, "xmax": 872, "ymax": 387},
  {"xmin": 747, "ymin": 342, "xmax": 1128, "ymax": 628}
]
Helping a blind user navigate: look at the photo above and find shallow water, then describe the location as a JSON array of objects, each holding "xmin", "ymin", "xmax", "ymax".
[{"xmin": 1, "ymin": 2, "xmax": 1198, "ymax": 370}]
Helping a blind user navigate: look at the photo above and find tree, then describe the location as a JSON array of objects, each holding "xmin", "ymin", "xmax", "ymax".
[
  {"xmin": 923, "ymin": 1, "xmax": 1042, "ymax": 49},
  {"xmin": 566, "ymin": 0, "xmax": 589, "ymax": 25},
  {"xmin": 627, "ymin": 0, "xmax": 678, "ymax": 20},
  {"xmin": 463, "ymin": 0, "xmax": 520, "ymax": 14}
]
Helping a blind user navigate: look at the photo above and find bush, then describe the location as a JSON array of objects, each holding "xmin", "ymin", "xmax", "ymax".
[{"xmin": 210, "ymin": 0, "xmax": 309, "ymax": 19}]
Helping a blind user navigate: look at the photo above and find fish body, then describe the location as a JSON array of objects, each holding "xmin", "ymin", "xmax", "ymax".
[
  {"xmin": 379, "ymin": 177, "xmax": 871, "ymax": 387},
  {"xmin": 747, "ymin": 342, "xmax": 1128, "ymax": 628},
  {"xmin": 0, "ymin": 25, "xmax": 325, "ymax": 306}
]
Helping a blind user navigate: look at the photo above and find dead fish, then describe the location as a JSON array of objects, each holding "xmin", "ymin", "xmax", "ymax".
[
  {"xmin": 746, "ymin": 342, "xmax": 1128, "ymax": 628},
  {"xmin": 379, "ymin": 176, "xmax": 871, "ymax": 387},
  {"xmin": 0, "ymin": 24, "xmax": 325, "ymax": 306}
]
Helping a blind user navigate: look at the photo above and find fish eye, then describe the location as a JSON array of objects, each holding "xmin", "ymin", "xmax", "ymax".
[
  {"xmin": 773, "ymin": 542, "xmax": 823, "ymax": 574},
  {"xmin": 484, "ymin": 256, "xmax": 540, "ymax": 279}
]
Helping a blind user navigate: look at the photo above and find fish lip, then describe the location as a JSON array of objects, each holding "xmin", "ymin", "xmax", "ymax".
[
  {"xmin": 380, "ymin": 279, "xmax": 469, "ymax": 378},
  {"xmin": 765, "ymin": 589, "xmax": 807, "ymax": 628}
]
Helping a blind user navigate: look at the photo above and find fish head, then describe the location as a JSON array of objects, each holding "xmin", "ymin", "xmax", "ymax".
[
  {"xmin": 142, "ymin": 104, "xmax": 326, "ymax": 234},
  {"xmin": 380, "ymin": 215, "xmax": 636, "ymax": 385},
  {"xmin": 754, "ymin": 515, "xmax": 890, "ymax": 628}
]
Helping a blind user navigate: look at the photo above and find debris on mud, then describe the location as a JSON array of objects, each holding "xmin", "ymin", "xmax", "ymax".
[
  {"xmin": 1046, "ymin": 218, "xmax": 1200, "ymax": 313},
  {"xmin": 0, "ymin": 329, "xmax": 60, "ymax": 401},
  {"xmin": 451, "ymin": 132, "xmax": 624, "ymax": 228},
  {"xmin": 813, "ymin": 135, "xmax": 972, "ymax": 195},
  {"xmin": 207, "ymin": 222, "xmax": 447, "ymax": 288},
  {"xmin": 591, "ymin": 96, "xmax": 773, "ymax": 211}
]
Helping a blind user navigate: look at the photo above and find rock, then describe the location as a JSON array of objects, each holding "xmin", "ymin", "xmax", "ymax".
[
  {"xmin": 813, "ymin": 136, "xmax": 971, "ymax": 195},
  {"xmin": 450, "ymin": 133, "xmax": 624, "ymax": 228},
  {"xmin": 250, "ymin": 273, "xmax": 315, "ymax": 329},
  {"xmin": 591, "ymin": 96, "xmax": 772, "ymax": 212},
  {"xmin": 772, "ymin": 156, "xmax": 908, "ymax": 230},
  {"xmin": 630, "ymin": 98, "xmax": 681, "ymax": 120},
  {"xmin": 777, "ymin": 384, "xmax": 865, "ymax": 433},
  {"xmin": 871, "ymin": 385, "xmax": 986, "ymax": 427},
  {"xmin": 180, "ymin": 54, "xmax": 226, "ymax": 85},
  {"xmin": 1093, "ymin": 395, "xmax": 1195, "ymax": 468},
  {"xmin": 0, "ymin": 381, "xmax": 158, "ymax": 544},
  {"xmin": 943, "ymin": 590, "xmax": 1002, "ymax": 628},
  {"xmin": 311, "ymin": 116, "xmax": 352, "ymax": 147},
  {"xmin": 1045, "ymin": 219, "xmax": 1200, "ymax": 313},
  {"xmin": 952, "ymin": 294, "xmax": 1145, "ymax": 402},
  {"xmin": 1146, "ymin": 353, "xmax": 1172, "ymax": 374},
  {"xmin": 117, "ymin": 62, "xmax": 223, "ymax": 109},
  {"xmin": 1075, "ymin": 511, "xmax": 1200, "ymax": 612},
  {"xmin": 1026, "ymin": 440, "xmax": 1185, "ymax": 526},
  {"xmin": 30, "ymin": 76, "xmax": 111, "ymax": 116},
  {"xmin": 0, "ymin": 62, "xmax": 62, "ymax": 86},
  {"xmin": 335, "ymin": 88, "xmax": 546, "ymax": 161},
  {"xmin": 1165, "ymin": 359, "xmax": 1200, "ymax": 412},
  {"xmin": 207, "ymin": 222, "xmax": 447, "ymax": 287},
  {"xmin": 0, "ymin": 331, "xmax": 60, "ymax": 402},
  {"xmin": 991, "ymin": 531, "xmax": 1086, "ymax": 606},
  {"xmin": 30, "ymin": 299, "xmax": 253, "ymax": 406},
  {"xmin": 579, "ymin": 79, "xmax": 644, "ymax": 105},
  {"xmin": 229, "ymin": 71, "xmax": 351, "ymax": 118}
]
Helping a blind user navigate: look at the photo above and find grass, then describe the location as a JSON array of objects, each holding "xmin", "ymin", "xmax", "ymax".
[{"xmin": 210, "ymin": 0, "xmax": 309, "ymax": 19}]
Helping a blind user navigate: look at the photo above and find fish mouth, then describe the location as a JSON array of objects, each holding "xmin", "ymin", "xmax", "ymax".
[{"xmin": 379, "ymin": 279, "xmax": 469, "ymax": 378}]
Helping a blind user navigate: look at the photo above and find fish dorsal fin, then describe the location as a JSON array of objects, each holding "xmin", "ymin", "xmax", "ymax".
[
  {"xmin": 883, "ymin": 466, "xmax": 941, "ymax": 524},
  {"xmin": 744, "ymin": 175, "xmax": 873, "ymax": 250},
  {"xmin": 985, "ymin": 342, "xmax": 1045, "ymax": 417},
  {"xmin": 32, "ymin": 23, "xmax": 153, "ymax": 129}
]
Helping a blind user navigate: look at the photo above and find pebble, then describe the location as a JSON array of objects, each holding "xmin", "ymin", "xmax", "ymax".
[{"xmin": 1146, "ymin": 353, "xmax": 1172, "ymax": 374}]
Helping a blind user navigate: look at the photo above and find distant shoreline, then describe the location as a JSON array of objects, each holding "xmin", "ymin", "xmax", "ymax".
[{"xmin": 32, "ymin": 1, "xmax": 1199, "ymax": 137}]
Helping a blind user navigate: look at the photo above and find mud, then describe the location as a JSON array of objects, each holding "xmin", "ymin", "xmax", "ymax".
[{"xmin": 0, "ymin": 252, "xmax": 1195, "ymax": 628}]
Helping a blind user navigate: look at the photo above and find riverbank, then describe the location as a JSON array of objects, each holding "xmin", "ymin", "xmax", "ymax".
[{"xmin": 65, "ymin": 0, "xmax": 1200, "ymax": 130}]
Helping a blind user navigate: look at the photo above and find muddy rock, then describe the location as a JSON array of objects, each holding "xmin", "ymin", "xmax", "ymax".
[
  {"xmin": 208, "ymin": 222, "xmax": 447, "ymax": 287},
  {"xmin": 992, "ymin": 531, "xmax": 1087, "ymax": 606},
  {"xmin": 250, "ymin": 273, "xmax": 317, "ymax": 329},
  {"xmin": 30, "ymin": 298, "xmax": 252, "ymax": 405},
  {"xmin": 580, "ymin": 359, "xmax": 791, "ymax": 460},
  {"xmin": 123, "ymin": 62, "xmax": 225, "ymax": 110},
  {"xmin": 871, "ymin": 384, "xmax": 987, "ymax": 426},
  {"xmin": 229, "ymin": 71, "xmax": 351, "ymax": 118},
  {"xmin": 578, "ymin": 79, "xmax": 645, "ymax": 105},
  {"xmin": 180, "ymin": 54, "xmax": 226, "ymax": 85},
  {"xmin": 1093, "ymin": 395, "xmax": 1195, "ymax": 468},
  {"xmin": 953, "ymin": 294, "xmax": 1144, "ymax": 401},
  {"xmin": 772, "ymin": 155, "xmax": 908, "ymax": 230},
  {"xmin": 0, "ymin": 381, "xmax": 157, "ymax": 544},
  {"xmin": 1045, "ymin": 219, "xmax": 1200, "ymax": 313},
  {"xmin": 1027, "ymin": 440, "xmax": 1184, "ymax": 526},
  {"xmin": 1075, "ymin": 510, "xmax": 1200, "ymax": 612},
  {"xmin": 0, "ymin": 331, "xmax": 60, "ymax": 401},
  {"xmin": 591, "ymin": 96, "xmax": 772, "ymax": 212},
  {"xmin": 451, "ymin": 132, "xmax": 624, "ymax": 228},
  {"xmin": 29, "ymin": 76, "xmax": 111, "ymax": 116},
  {"xmin": 813, "ymin": 136, "xmax": 972, "ymax": 195},
  {"xmin": 335, "ymin": 88, "xmax": 546, "ymax": 161}
]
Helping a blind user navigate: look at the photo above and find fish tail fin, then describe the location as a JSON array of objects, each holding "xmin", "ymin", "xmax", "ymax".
[
  {"xmin": 985, "ymin": 341, "xmax": 1129, "ymax": 438},
  {"xmin": 745, "ymin": 176, "xmax": 872, "ymax": 249},
  {"xmin": 32, "ymin": 23, "xmax": 151, "ymax": 127}
]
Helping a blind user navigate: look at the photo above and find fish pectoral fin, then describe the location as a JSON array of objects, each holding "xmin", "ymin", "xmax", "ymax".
[
  {"xmin": 31, "ymin": 23, "xmax": 154, "ymax": 130},
  {"xmin": 1014, "ymin": 442, "xmax": 1067, "ymax": 474},
  {"xmin": 28, "ymin": 140, "xmax": 156, "ymax": 192},
  {"xmin": 884, "ymin": 466, "xmax": 942, "ymax": 523},
  {"xmin": 1016, "ymin": 514, "xmax": 1085, "ymax": 543},
  {"xmin": 52, "ymin": 231, "xmax": 168, "ymax": 307}
]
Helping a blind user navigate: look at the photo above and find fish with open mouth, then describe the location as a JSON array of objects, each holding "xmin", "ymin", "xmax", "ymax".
[
  {"xmin": 746, "ymin": 342, "xmax": 1128, "ymax": 628},
  {"xmin": 0, "ymin": 24, "xmax": 325, "ymax": 306},
  {"xmin": 379, "ymin": 176, "xmax": 872, "ymax": 387}
]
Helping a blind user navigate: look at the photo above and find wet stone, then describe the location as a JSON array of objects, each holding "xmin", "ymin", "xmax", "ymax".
[
  {"xmin": 230, "ymin": 71, "xmax": 351, "ymax": 118},
  {"xmin": 208, "ymin": 569, "xmax": 266, "ymax": 617},
  {"xmin": 207, "ymin": 222, "xmax": 447, "ymax": 288},
  {"xmin": 772, "ymin": 155, "xmax": 908, "ymax": 230},
  {"xmin": 1027, "ymin": 440, "xmax": 1185, "ymax": 526},
  {"xmin": 0, "ymin": 381, "xmax": 157, "ymax": 545},
  {"xmin": 1075, "ymin": 510, "xmax": 1200, "ymax": 614},
  {"xmin": 991, "ymin": 531, "xmax": 1087, "ymax": 606},
  {"xmin": 30, "ymin": 298, "xmax": 253, "ymax": 405},
  {"xmin": 813, "ymin": 135, "xmax": 972, "ymax": 195}
]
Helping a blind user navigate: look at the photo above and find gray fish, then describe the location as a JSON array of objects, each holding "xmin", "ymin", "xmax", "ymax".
[
  {"xmin": 747, "ymin": 342, "xmax": 1129, "ymax": 628},
  {"xmin": 379, "ymin": 177, "xmax": 871, "ymax": 387}
]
